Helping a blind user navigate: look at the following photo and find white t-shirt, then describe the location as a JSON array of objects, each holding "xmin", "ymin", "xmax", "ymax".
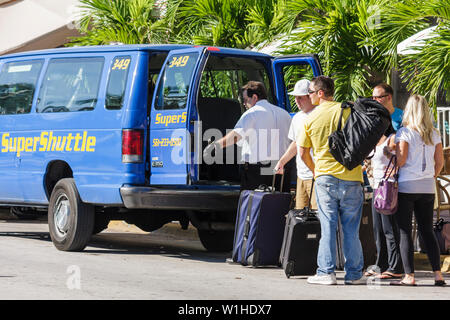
[
  {"xmin": 395, "ymin": 127, "xmax": 441, "ymax": 183},
  {"xmin": 288, "ymin": 110, "xmax": 314, "ymax": 179},
  {"xmin": 234, "ymin": 99, "xmax": 292, "ymax": 163},
  {"xmin": 372, "ymin": 135, "xmax": 394, "ymax": 189}
]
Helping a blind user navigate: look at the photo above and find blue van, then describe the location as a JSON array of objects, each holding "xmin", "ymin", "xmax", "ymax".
[{"xmin": 0, "ymin": 45, "xmax": 322, "ymax": 251}]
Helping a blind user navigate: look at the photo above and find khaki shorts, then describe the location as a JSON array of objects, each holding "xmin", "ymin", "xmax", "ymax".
[{"xmin": 295, "ymin": 178, "xmax": 317, "ymax": 210}]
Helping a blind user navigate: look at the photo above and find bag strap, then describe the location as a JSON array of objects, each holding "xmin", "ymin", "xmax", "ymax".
[
  {"xmin": 337, "ymin": 102, "xmax": 352, "ymax": 131},
  {"xmin": 241, "ymin": 192, "xmax": 255, "ymax": 265},
  {"xmin": 382, "ymin": 155, "xmax": 398, "ymax": 180}
]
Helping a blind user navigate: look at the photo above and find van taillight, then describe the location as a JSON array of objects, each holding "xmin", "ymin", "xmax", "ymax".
[{"xmin": 122, "ymin": 129, "xmax": 143, "ymax": 163}]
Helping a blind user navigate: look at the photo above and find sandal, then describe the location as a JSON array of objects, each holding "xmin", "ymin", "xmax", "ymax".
[
  {"xmin": 435, "ymin": 280, "xmax": 446, "ymax": 286},
  {"xmin": 364, "ymin": 269, "xmax": 379, "ymax": 277},
  {"xmin": 376, "ymin": 272, "xmax": 403, "ymax": 279},
  {"xmin": 390, "ymin": 280, "xmax": 417, "ymax": 286}
]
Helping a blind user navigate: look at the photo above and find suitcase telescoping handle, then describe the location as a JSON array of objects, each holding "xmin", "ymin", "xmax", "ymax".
[
  {"xmin": 307, "ymin": 178, "xmax": 315, "ymax": 209},
  {"xmin": 271, "ymin": 173, "xmax": 285, "ymax": 193}
]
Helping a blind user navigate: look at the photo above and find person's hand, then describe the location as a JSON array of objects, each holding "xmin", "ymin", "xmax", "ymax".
[
  {"xmin": 383, "ymin": 145, "xmax": 394, "ymax": 159},
  {"xmin": 273, "ymin": 161, "xmax": 284, "ymax": 175},
  {"xmin": 203, "ymin": 141, "xmax": 218, "ymax": 163}
]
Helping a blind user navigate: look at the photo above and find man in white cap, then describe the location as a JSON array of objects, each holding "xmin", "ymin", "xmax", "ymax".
[{"xmin": 274, "ymin": 79, "xmax": 317, "ymax": 209}]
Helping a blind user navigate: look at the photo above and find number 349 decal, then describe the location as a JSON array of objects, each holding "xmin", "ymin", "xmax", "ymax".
[
  {"xmin": 112, "ymin": 58, "xmax": 130, "ymax": 70},
  {"xmin": 168, "ymin": 55, "xmax": 190, "ymax": 68}
]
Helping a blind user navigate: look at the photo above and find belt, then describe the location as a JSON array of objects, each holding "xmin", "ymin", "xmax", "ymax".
[{"xmin": 242, "ymin": 161, "xmax": 272, "ymax": 169}]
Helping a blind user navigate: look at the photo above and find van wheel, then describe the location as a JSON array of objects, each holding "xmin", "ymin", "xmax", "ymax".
[
  {"xmin": 48, "ymin": 178, "xmax": 94, "ymax": 251},
  {"xmin": 198, "ymin": 229, "xmax": 234, "ymax": 252}
]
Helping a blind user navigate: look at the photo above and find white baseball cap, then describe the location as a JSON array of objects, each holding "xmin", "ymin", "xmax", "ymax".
[{"xmin": 288, "ymin": 79, "xmax": 310, "ymax": 96}]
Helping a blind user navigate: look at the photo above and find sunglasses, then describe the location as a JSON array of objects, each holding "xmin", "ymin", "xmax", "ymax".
[
  {"xmin": 372, "ymin": 94, "xmax": 388, "ymax": 100},
  {"xmin": 308, "ymin": 89, "xmax": 319, "ymax": 94}
]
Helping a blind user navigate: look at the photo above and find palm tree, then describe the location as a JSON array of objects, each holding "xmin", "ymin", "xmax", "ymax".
[
  {"xmin": 69, "ymin": 0, "xmax": 288, "ymax": 50},
  {"xmin": 379, "ymin": 0, "xmax": 450, "ymax": 110},
  {"xmin": 278, "ymin": 0, "xmax": 394, "ymax": 102},
  {"xmin": 163, "ymin": 0, "xmax": 288, "ymax": 48},
  {"xmin": 68, "ymin": 0, "xmax": 167, "ymax": 46}
]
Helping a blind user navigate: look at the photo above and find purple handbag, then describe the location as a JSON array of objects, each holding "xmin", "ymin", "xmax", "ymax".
[{"xmin": 373, "ymin": 155, "xmax": 398, "ymax": 215}]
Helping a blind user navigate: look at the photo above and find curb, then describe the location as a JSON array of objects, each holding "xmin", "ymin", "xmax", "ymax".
[
  {"xmin": 107, "ymin": 220, "xmax": 147, "ymax": 234},
  {"xmin": 414, "ymin": 253, "xmax": 450, "ymax": 273},
  {"xmin": 441, "ymin": 256, "xmax": 450, "ymax": 273},
  {"xmin": 107, "ymin": 220, "xmax": 199, "ymax": 240}
]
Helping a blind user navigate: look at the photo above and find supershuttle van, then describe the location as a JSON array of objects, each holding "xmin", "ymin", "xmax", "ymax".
[{"xmin": 0, "ymin": 45, "xmax": 322, "ymax": 251}]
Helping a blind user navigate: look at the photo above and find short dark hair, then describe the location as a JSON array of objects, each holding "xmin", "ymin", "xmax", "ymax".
[
  {"xmin": 311, "ymin": 76, "xmax": 334, "ymax": 97},
  {"xmin": 242, "ymin": 81, "xmax": 268, "ymax": 100},
  {"xmin": 374, "ymin": 82, "xmax": 393, "ymax": 96}
]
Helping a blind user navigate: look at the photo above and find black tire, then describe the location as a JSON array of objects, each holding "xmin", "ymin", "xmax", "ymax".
[
  {"xmin": 48, "ymin": 178, "xmax": 94, "ymax": 251},
  {"xmin": 198, "ymin": 229, "xmax": 234, "ymax": 252}
]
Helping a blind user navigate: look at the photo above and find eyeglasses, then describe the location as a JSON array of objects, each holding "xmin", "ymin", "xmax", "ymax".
[
  {"xmin": 308, "ymin": 89, "xmax": 318, "ymax": 94},
  {"xmin": 372, "ymin": 94, "xmax": 388, "ymax": 100}
]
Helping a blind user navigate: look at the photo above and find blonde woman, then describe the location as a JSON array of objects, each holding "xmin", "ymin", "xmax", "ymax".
[{"xmin": 392, "ymin": 94, "xmax": 446, "ymax": 286}]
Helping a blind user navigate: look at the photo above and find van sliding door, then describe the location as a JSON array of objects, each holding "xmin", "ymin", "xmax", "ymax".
[{"xmin": 149, "ymin": 47, "xmax": 209, "ymax": 185}]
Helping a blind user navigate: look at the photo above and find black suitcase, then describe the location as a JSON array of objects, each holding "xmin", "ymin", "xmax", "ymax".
[
  {"xmin": 279, "ymin": 208, "xmax": 321, "ymax": 277},
  {"xmin": 336, "ymin": 200, "xmax": 377, "ymax": 270},
  {"xmin": 279, "ymin": 180, "xmax": 321, "ymax": 277},
  {"xmin": 232, "ymin": 174, "xmax": 292, "ymax": 266}
]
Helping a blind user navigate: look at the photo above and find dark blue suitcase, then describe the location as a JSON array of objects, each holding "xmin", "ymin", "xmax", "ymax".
[{"xmin": 232, "ymin": 175, "xmax": 292, "ymax": 266}]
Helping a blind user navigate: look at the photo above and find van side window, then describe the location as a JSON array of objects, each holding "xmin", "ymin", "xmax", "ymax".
[
  {"xmin": 282, "ymin": 63, "xmax": 313, "ymax": 111},
  {"xmin": 0, "ymin": 60, "xmax": 43, "ymax": 115},
  {"xmin": 154, "ymin": 52, "xmax": 199, "ymax": 110},
  {"xmin": 106, "ymin": 56, "xmax": 131, "ymax": 110},
  {"xmin": 37, "ymin": 57, "xmax": 104, "ymax": 113},
  {"xmin": 200, "ymin": 56, "xmax": 274, "ymax": 104}
]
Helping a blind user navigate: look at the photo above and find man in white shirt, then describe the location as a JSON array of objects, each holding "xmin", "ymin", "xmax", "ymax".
[
  {"xmin": 203, "ymin": 81, "xmax": 292, "ymax": 191},
  {"xmin": 274, "ymin": 79, "xmax": 317, "ymax": 209}
]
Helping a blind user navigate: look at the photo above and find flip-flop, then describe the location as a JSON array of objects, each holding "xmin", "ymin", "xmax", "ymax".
[
  {"xmin": 390, "ymin": 280, "xmax": 417, "ymax": 286},
  {"xmin": 435, "ymin": 280, "xmax": 446, "ymax": 286},
  {"xmin": 376, "ymin": 272, "xmax": 403, "ymax": 279},
  {"xmin": 364, "ymin": 270, "xmax": 379, "ymax": 277}
]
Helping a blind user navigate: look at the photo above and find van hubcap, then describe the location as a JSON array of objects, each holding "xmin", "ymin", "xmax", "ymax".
[{"xmin": 54, "ymin": 194, "xmax": 70, "ymax": 237}]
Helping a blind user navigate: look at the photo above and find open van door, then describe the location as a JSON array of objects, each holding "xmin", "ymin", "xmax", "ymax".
[
  {"xmin": 149, "ymin": 47, "xmax": 209, "ymax": 185},
  {"xmin": 272, "ymin": 54, "xmax": 322, "ymax": 111}
]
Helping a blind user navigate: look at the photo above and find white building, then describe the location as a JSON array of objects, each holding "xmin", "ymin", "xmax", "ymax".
[{"xmin": 0, "ymin": 0, "xmax": 82, "ymax": 55}]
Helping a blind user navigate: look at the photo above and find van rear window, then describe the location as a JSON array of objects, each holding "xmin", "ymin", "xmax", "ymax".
[
  {"xmin": 106, "ymin": 56, "xmax": 131, "ymax": 110},
  {"xmin": 0, "ymin": 60, "xmax": 43, "ymax": 115},
  {"xmin": 36, "ymin": 57, "xmax": 104, "ymax": 113},
  {"xmin": 154, "ymin": 52, "xmax": 199, "ymax": 110}
]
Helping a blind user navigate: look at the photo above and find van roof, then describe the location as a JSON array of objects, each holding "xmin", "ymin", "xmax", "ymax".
[{"xmin": 0, "ymin": 44, "xmax": 273, "ymax": 60}]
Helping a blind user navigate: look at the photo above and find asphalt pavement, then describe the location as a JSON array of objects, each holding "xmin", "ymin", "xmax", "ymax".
[{"xmin": 0, "ymin": 213, "xmax": 449, "ymax": 301}]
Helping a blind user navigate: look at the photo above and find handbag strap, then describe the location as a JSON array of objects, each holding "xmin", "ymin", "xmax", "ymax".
[{"xmin": 382, "ymin": 155, "xmax": 398, "ymax": 180}]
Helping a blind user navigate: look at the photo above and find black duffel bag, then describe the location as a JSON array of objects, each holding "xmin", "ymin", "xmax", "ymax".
[{"xmin": 328, "ymin": 97, "xmax": 391, "ymax": 170}]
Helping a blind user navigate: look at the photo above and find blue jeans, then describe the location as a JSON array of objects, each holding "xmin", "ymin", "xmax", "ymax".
[{"xmin": 314, "ymin": 175, "xmax": 364, "ymax": 281}]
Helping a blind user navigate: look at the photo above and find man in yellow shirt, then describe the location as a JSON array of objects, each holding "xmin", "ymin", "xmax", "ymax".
[{"xmin": 297, "ymin": 76, "xmax": 365, "ymax": 285}]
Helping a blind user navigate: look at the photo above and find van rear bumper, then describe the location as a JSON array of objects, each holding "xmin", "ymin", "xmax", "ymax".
[{"xmin": 120, "ymin": 186, "xmax": 240, "ymax": 211}]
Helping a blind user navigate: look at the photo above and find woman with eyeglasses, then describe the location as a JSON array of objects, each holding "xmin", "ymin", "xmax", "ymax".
[{"xmin": 392, "ymin": 94, "xmax": 446, "ymax": 286}]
